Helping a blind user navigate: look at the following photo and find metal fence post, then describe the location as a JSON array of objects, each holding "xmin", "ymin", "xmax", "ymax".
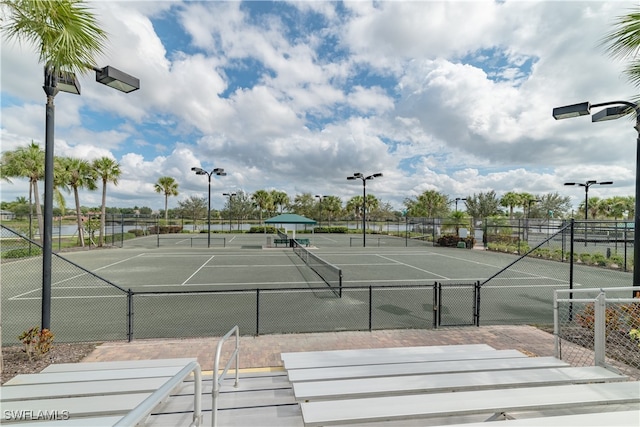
[
  {"xmin": 553, "ymin": 289, "xmax": 560, "ymax": 359},
  {"xmin": 127, "ymin": 289, "xmax": 134, "ymax": 342},
  {"xmin": 368, "ymin": 286, "xmax": 373, "ymax": 331},
  {"xmin": 594, "ymin": 291, "xmax": 606, "ymax": 367},
  {"xmin": 256, "ymin": 289, "xmax": 260, "ymax": 336}
]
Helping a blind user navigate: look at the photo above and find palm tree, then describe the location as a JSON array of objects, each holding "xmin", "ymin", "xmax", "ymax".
[
  {"xmin": 346, "ymin": 195, "xmax": 363, "ymax": 218},
  {"xmin": 415, "ymin": 190, "xmax": 449, "ymax": 218},
  {"xmin": 2, "ymin": 0, "xmax": 109, "ymax": 332},
  {"xmin": 0, "ymin": 142, "xmax": 45, "ymax": 242},
  {"xmin": 500, "ymin": 191, "xmax": 521, "ymax": 219},
  {"xmin": 603, "ymin": 8, "xmax": 640, "ymax": 91},
  {"xmin": 59, "ymin": 156, "xmax": 97, "ymax": 247},
  {"xmin": 270, "ymin": 190, "xmax": 290, "ymax": 214},
  {"xmin": 154, "ymin": 176, "xmax": 179, "ymax": 221},
  {"xmin": 465, "ymin": 191, "xmax": 502, "ymax": 223},
  {"xmin": 322, "ymin": 195, "xmax": 342, "ymax": 226},
  {"xmin": 251, "ymin": 189, "xmax": 273, "ymax": 224},
  {"xmin": 92, "ymin": 157, "xmax": 121, "ymax": 246}
]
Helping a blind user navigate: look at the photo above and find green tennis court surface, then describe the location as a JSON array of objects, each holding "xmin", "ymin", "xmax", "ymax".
[{"xmin": 1, "ymin": 233, "xmax": 632, "ymax": 343}]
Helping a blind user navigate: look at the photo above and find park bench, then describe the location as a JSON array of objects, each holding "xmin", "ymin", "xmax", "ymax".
[
  {"xmin": 295, "ymin": 238, "xmax": 310, "ymax": 246},
  {"xmin": 274, "ymin": 238, "xmax": 289, "ymax": 247}
]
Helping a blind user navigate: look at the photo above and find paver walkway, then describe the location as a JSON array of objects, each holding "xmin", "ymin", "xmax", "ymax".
[{"xmin": 82, "ymin": 325, "xmax": 557, "ymax": 371}]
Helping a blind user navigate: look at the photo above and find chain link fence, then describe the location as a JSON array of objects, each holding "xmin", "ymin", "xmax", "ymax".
[
  {"xmin": 1, "ymin": 225, "xmax": 129, "ymax": 345},
  {"xmin": 554, "ymin": 287, "xmax": 640, "ymax": 380}
]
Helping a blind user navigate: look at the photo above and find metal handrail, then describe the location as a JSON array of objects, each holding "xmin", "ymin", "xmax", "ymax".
[
  {"xmin": 212, "ymin": 325, "xmax": 240, "ymax": 427},
  {"xmin": 554, "ymin": 286, "xmax": 640, "ymax": 364},
  {"xmin": 114, "ymin": 360, "xmax": 203, "ymax": 427}
]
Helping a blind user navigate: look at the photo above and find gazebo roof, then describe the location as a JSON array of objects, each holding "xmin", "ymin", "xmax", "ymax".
[{"xmin": 264, "ymin": 213, "xmax": 317, "ymax": 224}]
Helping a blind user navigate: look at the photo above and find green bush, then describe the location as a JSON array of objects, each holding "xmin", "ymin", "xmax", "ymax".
[
  {"xmin": 314, "ymin": 226, "xmax": 348, "ymax": 233},
  {"xmin": 1, "ymin": 247, "xmax": 42, "ymax": 259},
  {"xmin": 148, "ymin": 225, "xmax": 183, "ymax": 234},
  {"xmin": 248, "ymin": 226, "xmax": 277, "ymax": 233},
  {"xmin": 127, "ymin": 229, "xmax": 145, "ymax": 237},
  {"xmin": 591, "ymin": 253, "xmax": 607, "ymax": 266},
  {"xmin": 579, "ymin": 253, "xmax": 592, "ymax": 264}
]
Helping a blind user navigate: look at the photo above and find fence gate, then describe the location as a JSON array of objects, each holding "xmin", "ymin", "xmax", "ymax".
[{"xmin": 433, "ymin": 282, "xmax": 480, "ymax": 328}]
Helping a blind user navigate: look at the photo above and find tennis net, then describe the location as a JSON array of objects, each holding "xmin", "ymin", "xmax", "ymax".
[{"xmin": 292, "ymin": 239, "xmax": 342, "ymax": 297}]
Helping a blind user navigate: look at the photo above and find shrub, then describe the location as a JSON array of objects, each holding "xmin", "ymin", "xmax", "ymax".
[
  {"xmin": 591, "ymin": 253, "xmax": 607, "ymax": 266},
  {"xmin": 18, "ymin": 327, "xmax": 54, "ymax": 361},
  {"xmin": 575, "ymin": 304, "xmax": 622, "ymax": 331},
  {"xmin": 248, "ymin": 226, "xmax": 277, "ymax": 233},
  {"xmin": 128, "ymin": 229, "xmax": 145, "ymax": 237},
  {"xmin": 1, "ymin": 247, "xmax": 43, "ymax": 259},
  {"xmin": 148, "ymin": 225, "xmax": 183, "ymax": 234},
  {"xmin": 579, "ymin": 253, "xmax": 592, "ymax": 264}
]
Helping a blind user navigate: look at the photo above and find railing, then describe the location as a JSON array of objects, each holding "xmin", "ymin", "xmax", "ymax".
[
  {"xmin": 114, "ymin": 360, "xmax": 203, "ymax": 427},
  {"xmin": 554, "ymin": 287, "xmax": 640, "ymax": 378},
  {"xmin": 212, "ymin": 325, "xmax": 240, "ymax": 427}
]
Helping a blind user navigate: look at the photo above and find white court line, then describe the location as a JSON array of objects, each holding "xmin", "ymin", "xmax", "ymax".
[
  {"xmin": 181, "ymin": 255, "xmax": 215, "ymax": 285},
  {"xmin": 53, "ymin": 253, "xmax": 146, "ymax": 286},
  {"xmin": 376, "ymin": 254, "xmax": 449, "ymax": 280},
  {"xmin": 201, "ymin": 264, "xmax": 314, "ymax": 268}
]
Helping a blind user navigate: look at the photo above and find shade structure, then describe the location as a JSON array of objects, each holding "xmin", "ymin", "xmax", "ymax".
[{"xmin": 264, "ymin": 214, "xmax": 317, "ymax": 225}]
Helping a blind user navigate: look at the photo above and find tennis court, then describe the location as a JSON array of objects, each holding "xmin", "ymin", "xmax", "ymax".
[{"xmin": 1, "ymin": 232, "xmax": 633, "ymax": 343}]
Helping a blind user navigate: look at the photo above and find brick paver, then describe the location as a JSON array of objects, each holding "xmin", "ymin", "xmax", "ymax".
[{"xmin": 82, "ymin": 325, "xmax": 557, "ymax": 371}]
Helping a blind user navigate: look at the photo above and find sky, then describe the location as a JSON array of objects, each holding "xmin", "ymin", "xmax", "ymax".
[{"xmin": 1, "ymin": 0, "xmax": 640, "ymax": 214}]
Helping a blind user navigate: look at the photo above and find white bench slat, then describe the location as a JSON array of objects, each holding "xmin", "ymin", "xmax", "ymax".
[
  {"xmin": 41, "ymin": 358, "xmax": 197, "ymax": 373},
  {"xmin": 444, "ymin": 409, "xmax": 640, "ymax": 426},
  {"xmin": 300, "ymin": 382, "xmax": 640, "ymax": 426},
  {"xmin": 1, "ymin": 377, "xmax": 172, "ymax": 401},
  {"xmin": 0, "ymin": 393, "xmax": 151, "ymax": 421},
  {"xmin": 283, "ymin": 348, "xmax": 524, "ymax": 370},
  {"xmin": 3, "ymin": 366, "xmax": 184, "ymax": 386},
  {"xmin": 293, "ymin": 366, "xmax": 627, "ymax": 401},
  {"xmin": 281, "ymin": 344, "xmax": 494, "ymax": 367},
  {"xmin": 7, "ymin": 416, "xmax": 124, "ymax": 426},
  {"xmin": 287, "ymin": 356, "xmax": 569, "ymax": 382}
]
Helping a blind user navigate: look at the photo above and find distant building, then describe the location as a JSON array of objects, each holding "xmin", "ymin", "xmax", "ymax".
[{"xmin": 0, "ymin": 210, "xmax": 16, "ymax": 220}]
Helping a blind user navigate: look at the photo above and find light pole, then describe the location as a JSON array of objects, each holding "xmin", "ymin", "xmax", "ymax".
[
  {"xmin": 42, "ymin": 65, "xmax": 139, "ymax": 330},
  {"xmin": 347, "ymin": 172, "xmax": 383, "ymax": 247},
  {"xmin": 525, "ymin": 198, "xmax": 541, "ymax": 241},
  {"xmin": 315, "ymin": 195, "xmax": 326, "ymax": 226},
  {"xmin": 564, "ymin": 181, "xmax": 613, "ymax": 246},
  {"xmin": 191, "ymin": 167, "xmax": 226, "ymax": 247},
  {"xmin": 553, "ymin": 100, "xmax": 635, "ymax": 297},
  {"xmin": 455, "ymin": 197, "xmax": 467, "ymax": 212},
  {"xmin": 223, "ymin": 192, "xmax": 236, "ymax": 232}
]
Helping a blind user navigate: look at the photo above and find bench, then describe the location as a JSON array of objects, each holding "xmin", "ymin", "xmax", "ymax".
[
  {"xmin": 274, "ymin": 238, "xmax": 289, "ymax": 247},
  {"xmin": 445, "ymin": 410, "xmax": 640, "ymax": 426},
  {"xmin": 295, "ymin": 238, "xmax": 310, "ymax": 246},
  {"xmin": 300, "ymin": 381, "xmax": 640, "ymax": 426},
  {"xmin": 282, "ymin": 348, "xmax": 527, "ymax": 370},
  {"xmin": 287, "ymin": 356, "xmax": 570, "ymax": 382},
  {"xmin": 0, "ymin": 359, "xmax": 202, "ymax": 426},
  {"xmin": 292, "ymin": 366, "xmax": 628, "ymax": 401}
]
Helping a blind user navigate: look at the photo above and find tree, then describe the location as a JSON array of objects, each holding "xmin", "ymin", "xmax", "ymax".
[
  {"xmin": 177, "ymin": 195, "xmax": 207, "ymax": 230},
  {"xmin": 530, "ymin": 192, "xmax": 572, "ymax": 219},
  {"xmin": 500, "ymin": 191, "xmax": 522, "ymax": 219},
  {"xmin": 270, "ymin": 190, "xmax": 290, "ymax": 214},
  {"xmin": 404, "ymin": 190, "xmax": 449, "ymax": 218},
  {"xmin": 292, "ymin": 193, "xmax": 316, "ymax": 218},
  {"xmin": 320, "ymin": 195, "xmax": 342, "ymax": 225},
  {"xmin": 0, "ymin": 142, "xmax": 45, "ymax": 242},
  {"xmin": 154, "ymin": 176, "xmax": 179, "ymax": 221},
  {"xmin": 59, "ymin": 156, "xmax": 97, "ymax": 246},
  {"xmin": 465, "ymin": 191, "xmax": 503, "ymax": 222},
  {"xmin": 603, "ymin": 8, "xmax": 640, "ymax": 92},
  {"xmin": 251, "ymin": 189, "xmax": 273, "ymax": 224},
  {"xmin": 346, "ymin": 195, "xmax": 363, "ymax": 228},
  {"xmin": 92, "ymin": 157, "xmax": 120, "ymax": 246}
]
